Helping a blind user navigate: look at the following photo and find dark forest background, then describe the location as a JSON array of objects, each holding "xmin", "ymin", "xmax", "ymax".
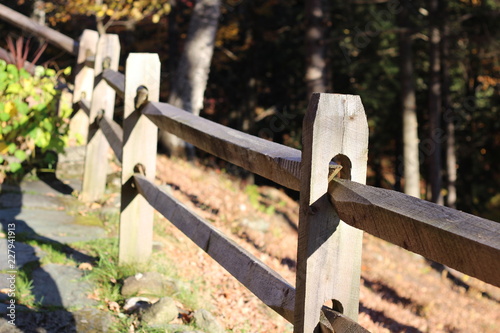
[{"xmin": 2, "ymin": 0, "xmax": 499, "ymax": 220}]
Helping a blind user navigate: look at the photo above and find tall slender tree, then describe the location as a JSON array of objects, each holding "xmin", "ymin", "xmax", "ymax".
[
  {"xmin": 441, "ymin": 5, "xmax": 456, "ymax": 208},
  {"xmin": 159, "ymin": 0, "xmax": 221, "ymax": 158},
  {"xmin": 398, "ymin": 1, "xmax": 420, "ymax": 198},
  {"xmin": 305, "ymin": 0, "xmax": 328, "ymax": 97},
  {"xmin": 428, "ymin": 0, "xmax": 443, "ymax": 204}
]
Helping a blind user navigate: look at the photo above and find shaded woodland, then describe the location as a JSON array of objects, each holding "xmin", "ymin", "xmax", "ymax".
[{"xmin": 2, "ymin": 0, "xmax": 499, "ymax": 220}]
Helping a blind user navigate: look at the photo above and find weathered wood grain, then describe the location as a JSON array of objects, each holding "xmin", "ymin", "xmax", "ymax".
[
  {"xmin": 80, "ymin": 34, "xmax": 120, "ymax": 202},
  {"xmin": 133, "ymin": 174, "xmax": 296, "ymax": 321},
  {"xmin": 143, "ymin": 102, "xmax": 338, "ymax": 191},
  {"xmin": 118, "ymin": 54, "xmax": 160, "ymax": 264},
  {"xmin": 294, "ymin": 94, "xmax": 368, "ymax": 332},
  {"xmin": 328, "ymin": 179, "xmax": 500, "ymax": 287},
  {"xmin": 98, "ymin": 116, "xmax": 123, "ymax": 163},
  {"xmin": 0, "ymin": 4, "xmax": 77, "ymax": 55},
  {"xmin": 71, "ymin": 30, "xmax": 98, "ymax": 143},
  {"xmin": 102, "ymin": 69, "xmax": 125, "ymax": 99}
]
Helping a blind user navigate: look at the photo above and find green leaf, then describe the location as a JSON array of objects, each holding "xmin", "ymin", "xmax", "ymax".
[
  {"xmin": 0, "ymin": 112, "xmax": 10, "ymax": 122},
  {"xmin": 63, "ymin": 67, "xmax": 72, "ymax": 75},
  {"xmin": 42, "ymin": 118, "xmax": 53, "ymax": 131},
  {"xmin": 9, "ymin": 162, "xmax": 22, "ymax": 173},
  {"xmin": 6, "ymin": 83, "xmax": 22, "ymax": 94},
  {"xmin": 13, "ymin": 100, "xmax": 29, "ymax": 115},
  {"xmin": 34, "ymin": 66, "xmax": 45, "ymax": 77},
  {"xmin": 0, "ymin": 60, "xmax": 6, "ymax": 72},
  {"xmin": 45, "ymin": 69, "xmax": 56, "ymax": 77},
  {"xmin": 0, "ymin": 155, "xmax": 4, "ymax": 163},
  {"xmin": 2, "ymin": 125, "xmax": 12, "ymax": 134},
  {"xmin": 8, "ymin": 143, "xmax": 16, "ymax": 154},
  {"xmin": 19, "ymin": 68, "xmax": 30, "ymax": 79},
  {"xmin": 6, "ymin": 64, "xmax": 19, "ymax": 81},
  {"xmin": 14, "ymin": 149, "xmax": 27, "ymax": 162}
]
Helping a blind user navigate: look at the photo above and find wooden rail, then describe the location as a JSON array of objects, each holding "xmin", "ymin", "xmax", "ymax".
[
  {"xmin": 328, "ymin": 179, "xmax": 500, "ymax": 287},
  {"xmin": 0, "ymin": 4, "xmax": 77, "ymax": 55},
  {"xmin": 143, "ymin": 102, "xmax": 307, "ymax": 191},
  {"xmin": 2, "ymin": 10, "xmax": 499, "ymax": 332}
]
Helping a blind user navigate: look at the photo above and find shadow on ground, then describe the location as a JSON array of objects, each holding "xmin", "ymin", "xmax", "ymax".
[{"xmin": 0, "ymin": 170, "xmax": 111, "ymax": 332}]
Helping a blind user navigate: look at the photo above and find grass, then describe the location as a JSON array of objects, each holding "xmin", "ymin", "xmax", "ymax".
[{"xmin": 15, "ymin": 264, "xmax": 36, "ymax": 307}]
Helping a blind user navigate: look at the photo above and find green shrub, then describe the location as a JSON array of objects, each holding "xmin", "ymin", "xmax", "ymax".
[{"xmin": 0, "ymin": 60, "xmax": 72, "ymax": 182}]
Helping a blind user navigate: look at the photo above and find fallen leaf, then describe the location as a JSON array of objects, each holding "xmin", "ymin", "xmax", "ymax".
[
  {"xmin": 87, "ymin": 289, "xmax": 100, "ymax": 301},
  {"xmin": 78, "ymin": 262, "xmax": 93, "ymax": 271},
  {"xmin": 108, "ymin": 301, "xmax": 120, "ymax": 313},
  {"xmin": 90, "ymin": 202, "xmax": 102, "ymax": 209}
]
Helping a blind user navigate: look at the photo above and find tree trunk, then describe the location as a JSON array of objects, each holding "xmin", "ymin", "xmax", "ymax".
[
  {"xmin": 305, "ymin": 0, "xmax": 328, "ymax": 98},
  {"xmin": 159, "ymin": 0, "xmax": 221, "ymax": 158},
  {"xmin": 398, "ymin": 2, "xmax": 420, "ymax": 198},
  {"xmin": 441, "ymin": 10, "xmax": 456, "ymax": 208},
  {"xmin": 398, "ymin": 1, "xmax": 420, "ymax": 198},
  {"xmin": 428, "ymin": 0, "xmax": 443, "ymax": 204}
]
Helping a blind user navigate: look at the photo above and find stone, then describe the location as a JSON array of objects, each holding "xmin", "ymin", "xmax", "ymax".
[
  {"xmin": 0, "ymin": 318, "xmax": 24, "ymax": 333},
  {"xmin": 0, "ymin": 208, "xmax": 106, "ymax": 244},
  {"xmin": 141, "ymin": 297, "xmax": 179, "ymax": 327},
  {"xmin": 123, "ymin": 296, "xmax": 155, "ymax": 314},
  {"xmin": 73, "ymin": 308, "xmax": 114, "ymax": 333},
  {"xmin": 0, "ymin": 241, "xmax": 41, "ymax": 270},
  {"xmin": 31, "ymin": 264, "xmax": 96, "ymax": 308},
  {"xmin": 192, "ymin": 309, "xmax": 225, "ymax": 333},
  {"xmin": 121, "ymin": 272, "xmax": 179, "ymax": 297},
  {"xmin": 10, "ymin": 309, "xmax": 77, "ymax": 332},
  {"xmin": 241, "ymin": 217, "xmax": 269, "ymax": 232}
]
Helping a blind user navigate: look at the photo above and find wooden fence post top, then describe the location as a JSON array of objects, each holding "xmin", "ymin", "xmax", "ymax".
[{"xmin": 302, "ymin": 93, "xmax": 368, "ymax": 202}]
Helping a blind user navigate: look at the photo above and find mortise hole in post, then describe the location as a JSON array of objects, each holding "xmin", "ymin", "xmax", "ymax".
[
  {"xmin": 102, "ymin": 56, "xmax": 111, "ymax": 70},
  {"xmin": 135, "ymin": 86, "xmax": 149, "ymax": 110},
  {"xmin": 331, "ymin": 154, "xmax": 352, "ymax": 180},
  {"xmin": 134, "ymin": 163, "xmax": 146, "ymax": 176},
  {"xmin": 323, "ymin": 299, "xmax": 344, "ymax": 314}
]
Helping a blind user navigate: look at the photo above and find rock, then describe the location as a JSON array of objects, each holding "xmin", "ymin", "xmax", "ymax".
[
  {"xmin": 123, "ymin": 296, "xmax": 155, "ymax": 314},
  {"xmin": 141, "ymin": 297, "xmax": 179, "ymax": 327},
  {"xmin": 31, "ymin": 264, "xmax": 96, "ymax": 308},
  {"xmin": 192, "ymin": 309, "xmax": 224, "ymax": 333},
  {"xmin": 0, "ymin": 318, "xmax": 23, "ymax": 333},
  {"xmin": 241, "ymin": 217, "xmax": 269, "ymax": 232},
  {"xmin": 121, "ymin": 272, "xmax": 179, "ymax": 297},
  {"xmin": 73, "ymin": 308, "xmax": 114, "ymax": 333},
  {"xmin": 10, "ymin": 309, "xmax": 77, "ymax": 332},
  {"xmin": 0, "ymin": 240, "xmax": 41, "ymax": 270}
]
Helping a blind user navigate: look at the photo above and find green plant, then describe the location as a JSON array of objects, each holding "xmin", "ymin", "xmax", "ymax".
[
  {"xmin": 0, "ymin": 59, "xmax": 72, "ymax": 182},
  {"xmin": 15, "ymin": 264, "xmax": 36, "ymax": 308},
  {"xmin": 244, "ymin": 184, "xmax": 276, "ymax": 215}
]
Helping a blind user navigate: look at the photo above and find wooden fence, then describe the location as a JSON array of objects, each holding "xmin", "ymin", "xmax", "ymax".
[{"xmin": 1, "ymin": 5, "xmax": 499, "ymax": 332}]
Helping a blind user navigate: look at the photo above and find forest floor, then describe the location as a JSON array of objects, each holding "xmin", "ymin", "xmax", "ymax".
[{"xmin": 152, "ymin": 154, "xmax": 500, "ymax": 333}]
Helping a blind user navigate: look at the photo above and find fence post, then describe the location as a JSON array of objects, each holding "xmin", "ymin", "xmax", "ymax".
[
  {"xmin": 119, "ymin": 53, "xmax": 160, "ymax": 264},
  {"xmin": 70, "ymin": 29, "xmax": 98, "ymax": 144},
  {"xmin": 294, "ymin": 93, "xmax": 368, "ymax": 332},
  {"xmin": 80, "ymin": 34, "xmax": 120, "ymax": 202}
]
